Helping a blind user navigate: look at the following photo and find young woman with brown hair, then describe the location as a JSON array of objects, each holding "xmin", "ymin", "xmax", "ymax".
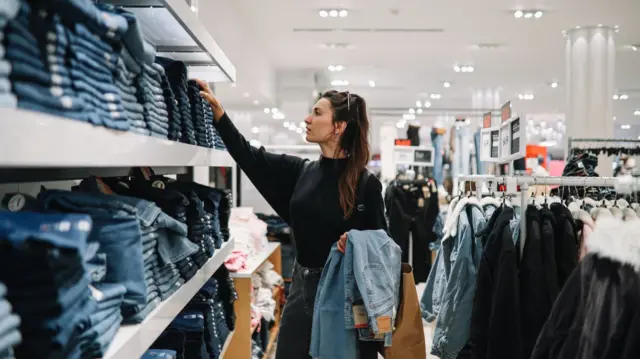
[{"xmin": 197, "ymin": 80, "xmax": 387, "ymax": 359}]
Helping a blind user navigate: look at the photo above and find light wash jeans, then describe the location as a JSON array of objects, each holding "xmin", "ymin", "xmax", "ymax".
[
  {"xmin": 474, "ymin": 129, "xmax": 486, "ymax": 174},
  {"xmin": 452, "ymin": 125, "xmax": 471, "ymax": 182},
  {"xmin": 431, "ymin": 131, "xmax": 445, "ymax": 186}
]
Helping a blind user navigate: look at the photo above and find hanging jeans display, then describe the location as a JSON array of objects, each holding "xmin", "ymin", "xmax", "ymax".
[
  {"xmin": 474, "ymin": 129, "xmax": 485, "ymax": 174},
  {"xmin": 431, "ymin": 131, "xmax": 445, "ymax": 186},
  {"xmin": 452, "ymin": 125, "xmax": 471, "ymax": 180}
]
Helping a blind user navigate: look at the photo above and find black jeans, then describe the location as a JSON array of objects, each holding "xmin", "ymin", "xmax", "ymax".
[{"xmin": 275, "ymin": 262, "xmax": 379, "ymax": 359}]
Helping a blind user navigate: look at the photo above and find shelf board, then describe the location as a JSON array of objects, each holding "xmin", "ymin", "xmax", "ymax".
[
  {"xmin": 230, "ymin": 243, "xmax": 281, "ymax": 279},
  {"xmin": 0, "ymin": 109, "xmax": 233, "ymax": 167},
  {"xmin": 106, "ymin": 0, "xmax": 236, "ymax": 82},
  {"xmin": 103, "ymin": 237, "xmax": 235, "ymax": 359}
]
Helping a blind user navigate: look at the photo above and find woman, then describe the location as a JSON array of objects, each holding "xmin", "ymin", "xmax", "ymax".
[{"xmin": 197, "ymin": 79, "xmax": 387, "ymax": 359}]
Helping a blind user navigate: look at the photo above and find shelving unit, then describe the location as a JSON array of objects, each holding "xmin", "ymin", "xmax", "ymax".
[
  {"xmin": 104, "ymin": 238, "xmax": 235, "ymax": 359},
  {"xmin": 225, "ymin": 242, "xmax": 282, "ymax": 359}
]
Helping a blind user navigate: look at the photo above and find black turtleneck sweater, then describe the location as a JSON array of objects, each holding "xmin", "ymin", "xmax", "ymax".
[{"xmin": 214, "ymin": 113, "xmax": 388, "ymax": 267}]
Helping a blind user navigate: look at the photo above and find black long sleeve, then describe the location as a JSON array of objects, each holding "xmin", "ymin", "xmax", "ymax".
[
  {"xmin": 364, "ymin": 176, "xmax": 388, "ymax": 232},
  {"xmin": 214, "ymin": 113, "xmax": 306, "ymax": 224}
]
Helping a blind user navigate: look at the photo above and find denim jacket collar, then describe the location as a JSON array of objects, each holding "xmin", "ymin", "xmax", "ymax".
[{"xmin": 444, "ymin": 197, "xmax": 481, "ymax": 239}]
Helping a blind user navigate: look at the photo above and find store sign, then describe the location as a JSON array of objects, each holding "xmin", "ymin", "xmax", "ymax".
[
  {"xmin": 394, "ymin": 146, "xmax": 434, "ymax": 166},
  {"xmin": 480, "ymin": 112, "xmax": 500, "ymax": 162},
  {"xmin": 497, "ymin": 100, "xmax": 525, "ymax": 162},
  {"xmin": 394, "ymin": 139, "xmax": 412, "ymax": 146}
]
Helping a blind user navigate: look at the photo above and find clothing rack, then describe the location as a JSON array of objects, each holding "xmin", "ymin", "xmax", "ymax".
[
  {"xmin": 567, "ymin": 137, "xmax": 640, "ymax": 152},
  {"xmin": 456, "ymin": 175, "xmax": 640, "ymax": 254}
]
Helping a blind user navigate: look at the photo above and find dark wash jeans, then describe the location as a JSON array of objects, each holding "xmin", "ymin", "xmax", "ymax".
[{"xmin": 276, "ymin": 262, "xmax": 379, "ymax": 359}]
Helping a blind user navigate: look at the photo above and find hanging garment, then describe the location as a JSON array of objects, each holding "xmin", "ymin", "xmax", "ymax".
[
  {"xmin": 531, "ymin": 218, "xmax": 640, "ymax": 359},
  {"xmin": 421, "ymin": 197, "xmax": 485, "ymax": 359},
  {"xmin": 465, "ymin": 206, "xmax": 523, "ymax": 359},
  {"xmin": 549, "ymin": 203, "xmax": 579, "ymax": 288}
]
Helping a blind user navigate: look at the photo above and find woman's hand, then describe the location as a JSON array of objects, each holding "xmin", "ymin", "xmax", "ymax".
[
  {"xmin": 337, "ymin": 232, "xmax": 347, "ymax": 253},
  {"xmin": 195, "ymin": 78, "xmax": 225, "ymax": 122}
]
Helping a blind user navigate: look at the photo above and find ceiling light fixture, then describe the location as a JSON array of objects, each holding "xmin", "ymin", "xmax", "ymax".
[
  {"xmin": 296, "ymin": 128, "xmax": 303, "ymax": 134},
  {"xmin": 634, "ymin": 110, "xmax": 640, "ymax": 116},
  {"xmin": 518, "ymin": 93, "xmax": 535, "ymax": 100},
  {"xmin": 417, "ymin": 108, "xmax": 423, "ymax": 114},
  {"xmin": 443, "ymin": 81, "xmax": 451, "ymax": 88},
  {"xmin": 230, "ymin": 83, "xmax": 237, "ymax": 88},
  {"xmin": 264, "ymin": 108, "xmax": 270, "ymax": 114},
  {"xmin": 424, "ymin": 101, "xmax": 432, "ymax": 108},
  {"xmin": 339, "ymin": 9, "xmax": 348, "ymax": 17},
  {"xmin": 550, "ymin": 82, "xmax": 559, "ymax": 88},
  {"xmin": 283, "ymin": 121, "xmax": 290, "ymax": 128},
  {"xmin": 271, "ymin": 108, "xmax": 278, "ymax": 113},
  {"xmin": 328, "ymin": 65, "xmax": 344, "ymax": 72},
  {"xmin": 251, "ymin": 127, "xmax": 259, "ymax": 134},
  {"xmin": 430, "ymin": 93, "xmax": 441, "ymax": 100},
  {"xmin": 396, "ymin": 120, "xmax": 406, "ymax": 129},
  {"xmin": 415, "ymin": 101, "xmax": 422, "ymax": 108},
  {"xmin": 409, "ymin": 108, "xmax": 416, "ymax": 114},
  {"xmin": 621, "ymin": 124, "xmax": 631, "ymax": 129},
  {"xmin": 319, "ymin": 10, "xmax": 328, "ymax": 17},
  {"xmin": 454, "ymin": 65, "xmax": 474, "ymax": 73},
  {"xmin": 514, "ymin": 10, "xmax": 544, "ymax": 19},
  {"xmin": 329, "ymin": 10, "xmax": 338, "ymax": 17},
  {"xmin": 273, "ymin": 112, "xmax": 285, "ymax": 120},
  {"xmin": 403, "ymin": 114, "xmax": 416, "ymax": 121},
  {"xmin": 331, "ymin": 79, "xmax": 349, "ymax": 86},
  {"xmin": 368, "ymin": 80, "xmax": 376, "ymax": 87}
]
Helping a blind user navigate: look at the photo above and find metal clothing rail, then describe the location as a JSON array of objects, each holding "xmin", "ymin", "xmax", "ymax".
[
  {"xmin": 567, "ymin": 137, "xmax": 640, "ymax": 153},
  {"xmin": 455, "ymin": 175, "xmax": 640, "ymax": 255}
]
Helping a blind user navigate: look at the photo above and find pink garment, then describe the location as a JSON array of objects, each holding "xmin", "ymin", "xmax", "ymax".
[{"xmin": 225, "ymin": 250, "xmax": 249, "ymax": 271}]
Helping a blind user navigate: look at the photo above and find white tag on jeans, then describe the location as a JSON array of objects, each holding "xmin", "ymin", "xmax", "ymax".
[{"xmin": 88, "ymin": 284, "xmax": 104, "ymax": 301}]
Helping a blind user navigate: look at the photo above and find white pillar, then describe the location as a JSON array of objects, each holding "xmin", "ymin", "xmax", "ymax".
[{"xmin": 565, "ymin": 26, "xmax": 616, "ymax": 176}]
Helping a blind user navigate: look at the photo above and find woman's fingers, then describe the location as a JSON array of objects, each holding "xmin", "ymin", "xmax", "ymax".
[
  {"xmin": 195, "ymin": 78, "xmax": 212, "ymax": 93},
  {"xmin": 199, "ymin": 90, "xmax": 215, "ymax": 105}
]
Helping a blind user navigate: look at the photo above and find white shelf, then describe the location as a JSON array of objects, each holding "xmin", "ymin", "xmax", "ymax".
[
  {"xmin": 230, "ymin": 242, "xmax": 281, "ymax": 279},
  {"xmin": 113, "ymin": 0, "xmax": 236, "ymax": 82},
  {"xmin": 0, "ymin": 109, "xmax": 233, "ymax": 167},
  {"xmin": 104, "ymin": 237, "xmax": 235, "ymax": 359}
]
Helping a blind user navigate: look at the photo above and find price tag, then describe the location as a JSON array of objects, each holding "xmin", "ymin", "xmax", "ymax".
[
  {"xmin": 491, "ymin": 130, "xmax": 500, "ymax": 158},
  {"xmin": 510, "ymin": 117, "xmax": 521, "ymax": 155}
]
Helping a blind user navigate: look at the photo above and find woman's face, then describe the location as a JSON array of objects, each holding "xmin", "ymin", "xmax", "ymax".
[{"xmin": 305, "ymin": 98, "xmax": 343, "ymax": 144}]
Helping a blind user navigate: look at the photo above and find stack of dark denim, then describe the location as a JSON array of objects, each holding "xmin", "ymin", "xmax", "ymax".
[
  {"xmin": 157, "ymin": 57, "xmax": 196, "ymax": 145},
  {"xmin": 116, "ymin": 51, "xmax": 146, "ymax": 135},
  {"xmin": 0, "ymin": 212, "xmax": 98, "ymax": 359},
  {"xmin": 98, "ymin": 3, "xmax": 148, "ymax": 136},
  {"xmin": 5, "ymin": 1, "xmax": 91, "ymax": 121},
  {"xmin": 160, "ymin": 70, "xmax": 182, "ymax": 141},
  {"xmin": 187, "ymin": 79, "xmax": 211, "ymax": 148},
  {"xmin": 147, "ymin": 273, "xmax": 236, "ymax": 359},
  {"xmin": 141, "ymin": 61, "xmax": 171, "ymax": 139},
  {"xmin": 76, "ymin": 282, "xmax": 126, "ymax": 357},
  {"xmin": 58, "ymin": 1, "xmax": 131, "ymax": 131},
  {"xmin": 0, "ymin": 283, "xmax": 21, "ymax": 358},
  {"xmin": 0, "ymin": 0, "xmax": 19, "ymax": 109}
]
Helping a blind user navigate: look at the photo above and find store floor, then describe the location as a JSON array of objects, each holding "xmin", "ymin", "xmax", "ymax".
[{"xmin": 268, "ymin": 283, "xmax": 438, "ymax": 359}]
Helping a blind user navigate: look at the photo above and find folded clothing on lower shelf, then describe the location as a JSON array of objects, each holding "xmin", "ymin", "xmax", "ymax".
[
  {"xmin": 0, "ymin": 283, "xmax": 21, "ymax": 359},
  {"xmin": 146, "ymin": 270, "xmax": 237, "ymax": 359}
]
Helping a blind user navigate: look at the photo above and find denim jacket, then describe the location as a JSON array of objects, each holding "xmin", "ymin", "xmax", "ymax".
[
  {"xmin": 421, "ymin": 197, "xmax": 486, "ymax": 359},
  {"xmin": 310, "ymin": 229, "xmax": 402, "ymax": 359}
]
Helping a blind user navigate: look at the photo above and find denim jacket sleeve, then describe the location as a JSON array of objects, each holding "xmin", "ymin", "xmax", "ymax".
[{"xmin": 431, "ymin": 203, "xmax": 486, "ymax": 359}]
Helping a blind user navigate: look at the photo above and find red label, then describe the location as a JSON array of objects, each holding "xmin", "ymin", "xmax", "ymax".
[
  {"xmin": 483, "ymin": 112, "xmax": 492, "ymax": 128},
  {"xmin": 394, "ymin": 139, "xmax": 412, "ymax": 146},
  {"xmin": 501, "ymin": 101, "xmax": 512, "ymax": 122}
]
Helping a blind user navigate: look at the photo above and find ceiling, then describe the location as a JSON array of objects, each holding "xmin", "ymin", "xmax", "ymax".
[{"xmin": 208, "ymin": 0, "xmax": 640, "ymax": 145}]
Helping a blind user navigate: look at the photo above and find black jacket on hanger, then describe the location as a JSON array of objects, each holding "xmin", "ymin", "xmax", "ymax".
[
  {"xmin": 549, "ymin": 203, "xmax": 579, "ymax": 289},
  {"xmin": 466, "ymin": 206, "xmax": 523, "ymax": 359}
]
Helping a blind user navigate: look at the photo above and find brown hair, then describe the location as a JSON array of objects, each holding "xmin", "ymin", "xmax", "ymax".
[{"xmin": 321, "ymin": 90, "xmax": 371, "ymax": 218}]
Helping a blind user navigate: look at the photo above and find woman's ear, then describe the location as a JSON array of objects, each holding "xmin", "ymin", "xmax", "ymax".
[{"xmin": 335, "ymin": 121, "xmax": 347, "ymax": 136}]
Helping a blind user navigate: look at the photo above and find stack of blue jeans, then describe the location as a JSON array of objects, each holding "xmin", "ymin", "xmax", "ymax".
[
  {"xmin": 117, "ymin": 49, "xmax": 146, "ymax": 135},
  {"xmin": 141, "ymin": 61, "xmax": 171, "ymax": 139},
  {"xmin": 77, "ymin": 282, "xmax": 126, "ymax": 357},
  {"xmin": 0, "ymin": 0, "xmax": 19, "ymax": 109},
  {"xmin": 203, "ymin": 100, "xmax": 226, "ymax": 150},
  {"xmin": 142, "ymin": 349, "xmax": 178, "ymax": 359},
  {"xmin": 159, "ymin": 69, "xmax": 182, "ymax": 141},
  {"xmin": 187, "ymin": 79, "xmax": 211, "ymax": 148},
  {"xmin": 0, "ymin": 283, "xmax": 21, "ymax": 358},
  {"xmin": 5, "ymin": 2, "xmax": 92, "ymax": 121},
  {"xmin": 59, "ymin": 0, "xmax": 131, "ymax": 131},
  {"xmin": 158, "ymin": 57, "xmax": 196, "ymax": 145},
  {"xmin": 0, "ymin": 212, "xmax": 98, "ymax": 359}
]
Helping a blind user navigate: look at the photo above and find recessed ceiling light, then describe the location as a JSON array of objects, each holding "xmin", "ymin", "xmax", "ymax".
[
  {"xmin": 620, "ymin": 94, "xmax": 629, "ymax": 100},
  {"xmin": 453, "ymin": 65, "xmax": 461, "ymax": 72},
  {"xmin": 253, "ymin": 100, "xmax": 260, "ymax": 105},
  {"xmin": 518, "ymin": 93, "xmax": 535, "ymax": 100},
  {"xmin": 456, "ymin": 65, "xmax": 474, "ymax": 73},
  {"xmin": 271, "ymin": 108, "xmax": 278, "ymax": 113},
  {"xmin": 299, "ymin": 122, "xmax": 305, "ymax": 128},
  {"xmin": 621, "ymin": 124, "xmax": 631, "ymax": 129},
  {"xmin": 264, "ymin": 108, "xmax": 271, "ymax": 114},
  {"xmin": 319, "ymin": 10, "xmax": 328, "ymax": 17},
  {"xmin": 430, "ymin": 93, "xmax": 441, "ymax": 100},
  {"xmin": 416, "ymin": 108, "xmax": 423, "ymax": 114},
  {"xmin": 524, "ymin": 12, "xmax": 533, "ymax": 19},
  {"xmin": 409, "ymin": 108, "xmax": 416, "ymax": 114},
  {"xmin": 613, "ymin": 117, "xmax": 617, "ymax": 121},
  {"xmin": 339, "ymin": 9, "xmax": 348, "ymax": 17},
  {"xmin": 514, "ymin": 10, "xmax": 523, "ymax": 18},
  {"xmin": 403, "ymin": 114, "xmax": 416, "ymax": 120},
  {"xmin": 634, "ymin": 110, "xmax": 640, "ymax": 116},
  {"xmin": 296, "ymin": 127, "xmax": 303, "ymax": 134},
  {"xmin": 368, "ymin": 80, "xmax": 376, "ymax": 87},
  {"xmin": 443, "ymin": 81, "xmax": 451, "ymax": 88},
  {"xmin": 273, "ymin": 112, "xmax": 285, "ymax": 120},
  {"xmin": 396, "ymin": 120, "xmax": 406, "ymax": 129},
  {"xmin": 331, "ymin": 80, "xmax": 349, "ymax": 86},
  {"xmin": 534, "ymin": 11, "xmax": 543, "ymax": 18},
  {"xmin": 550, "ymin": 82, "xmax": 559, "ymax": 88},
  {"xmin": 242, "ymin": 92, "xmax": 250, "ymax": 98},
  {"xmin": 230, "ymin": 83, "xmax": 237, "ymax": 88},
  {"xmin": 329, "ymin": 9, "xmax": 338, "ymax": 17},
  {"xmin": 328, "ymin": 65, "xmax": 344, "ymax": 72},
  {"xmin": 415, "ymin": 101, "xmax": 422, "ymax": 108},
  {"xmin": 424, "ymin": 101, "xmax": 432, "ymax": 108},
  {"xmin": 613, "ymin": 94, "xmax": 619, "ymax": 100},
  {"xmin": 251, "ymin": 127, "xmax": 259, "ymax": 134},
  {"xmin": 283, "ymin": 121, "xmax": 290, "ymax": 128},
  {"xmin": 190, "ymin": 5, "xmax": 197, "ymax": 12}
]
